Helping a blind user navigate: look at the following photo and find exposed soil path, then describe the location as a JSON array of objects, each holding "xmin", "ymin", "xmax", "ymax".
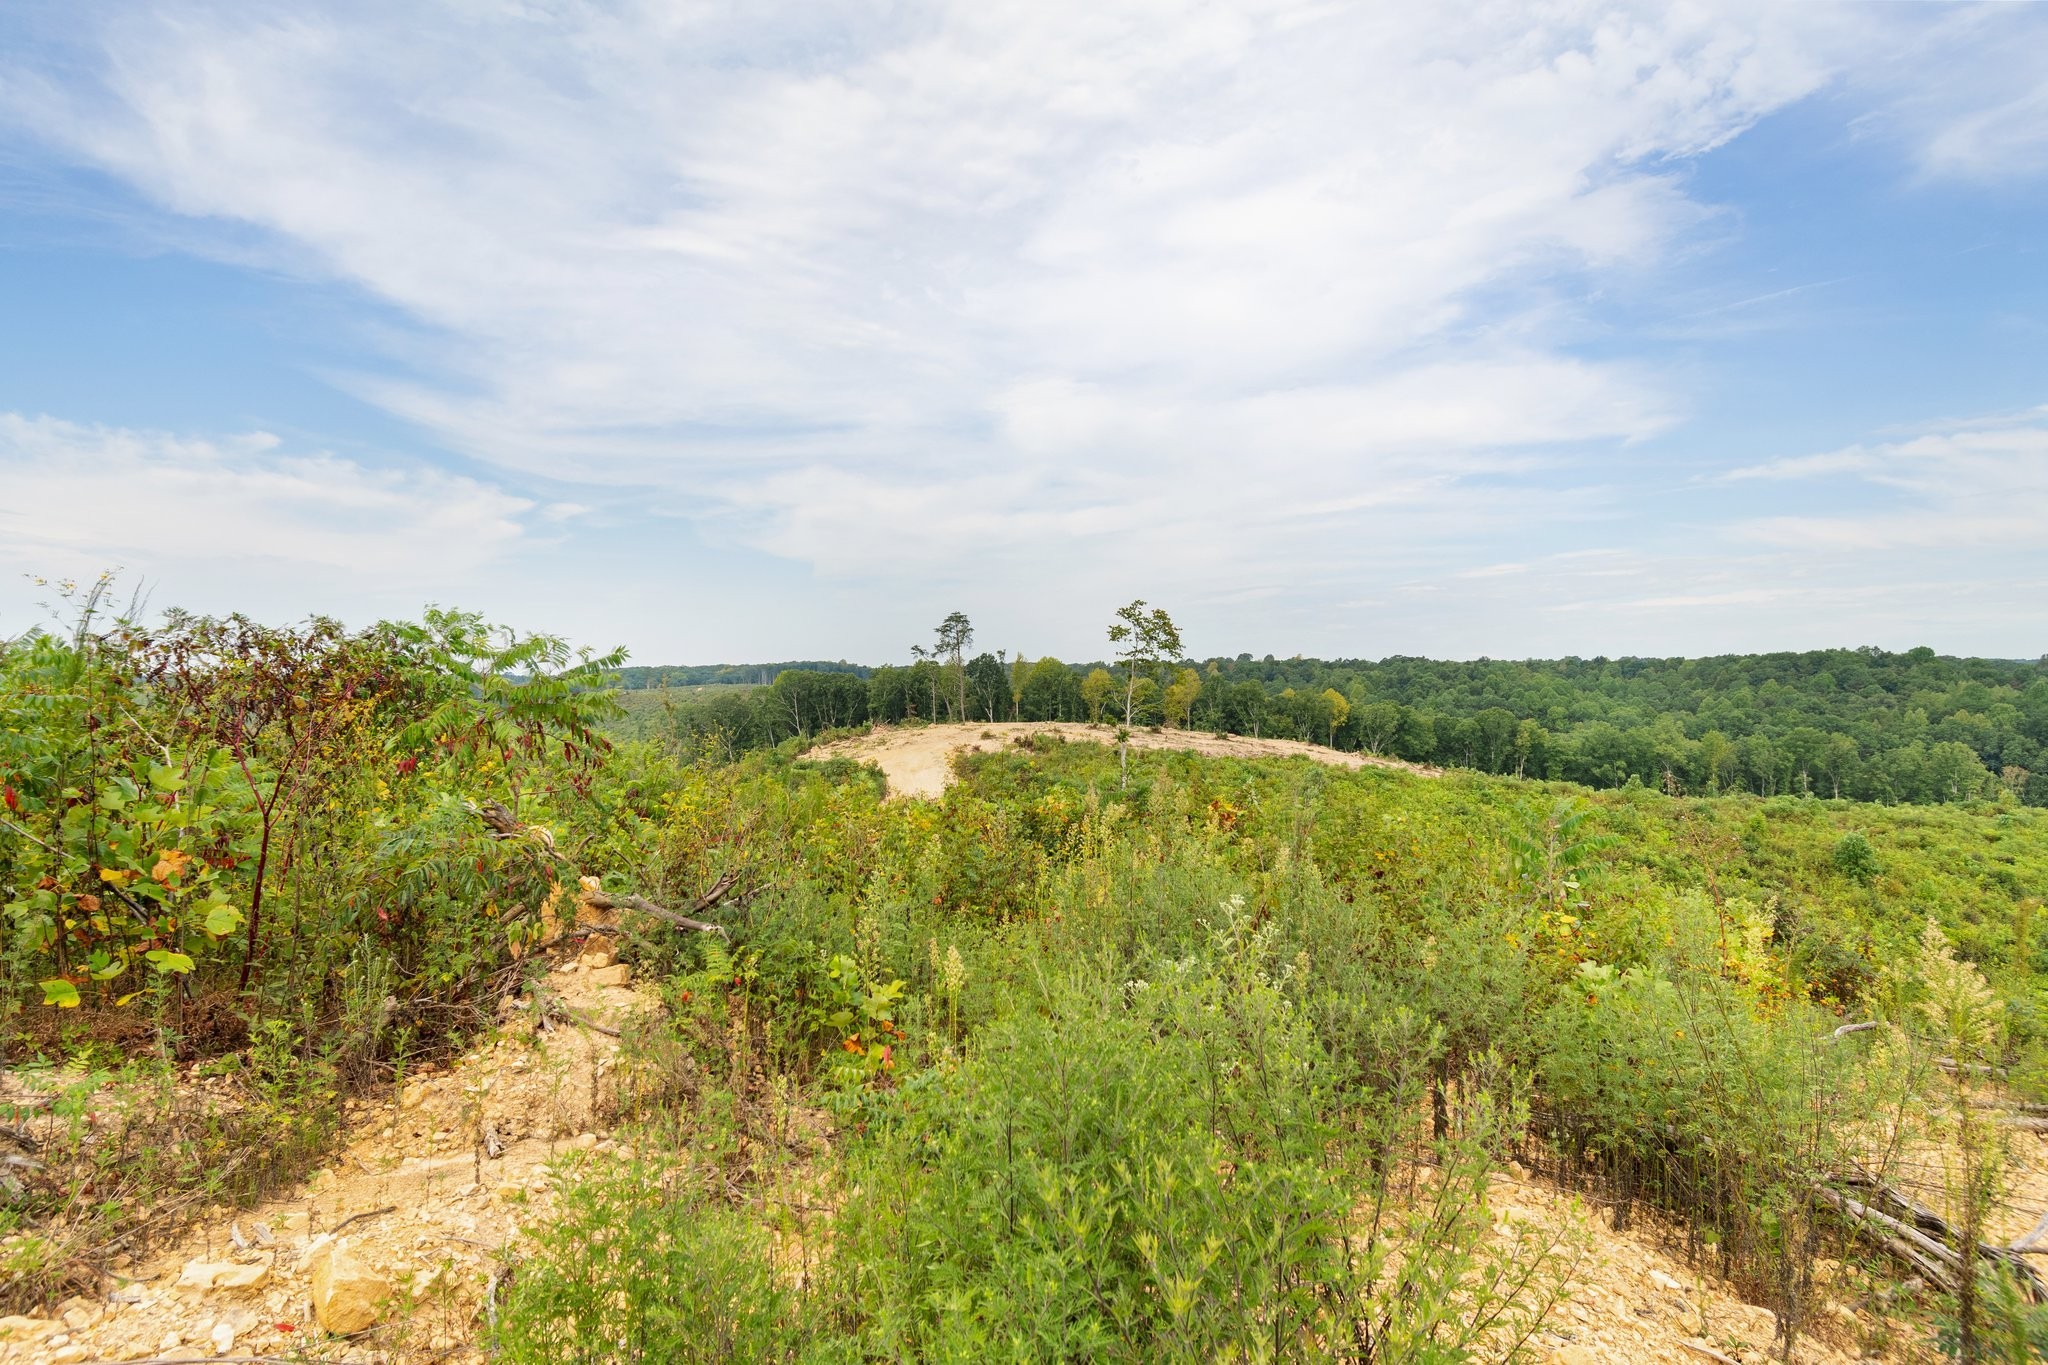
[
  {"xmin": 3, "ymin": 951, "xmax": 647, "ymax": 1364},
  {"xmin": 810, "ymin": 721, "xmax": 1440, "ymax": 800}
]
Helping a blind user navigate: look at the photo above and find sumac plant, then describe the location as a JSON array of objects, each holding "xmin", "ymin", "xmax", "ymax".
[
  {"xmin": 135, "ymin": 612, "xmax": 413, "ymax": 990},
  {"xmin": 390, "ymin": 607, "xmax": 625, "ymax": 811},
  {"xmin": 0, "ymin": 589, "xmax": 257, "ymax": 1010}
]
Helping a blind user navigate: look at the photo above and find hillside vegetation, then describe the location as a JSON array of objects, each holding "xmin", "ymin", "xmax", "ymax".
[
  {"xmin": 2, "ymin": 591, "xmax": 2046, "ymax": 1360},
  {"xmin": 645, "ymin": 639, "xmax": 2048, "ymax": 807}
]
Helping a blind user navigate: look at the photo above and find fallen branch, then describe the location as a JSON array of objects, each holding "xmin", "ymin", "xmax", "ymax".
[
  {"xmin": 1936, "ymin": 1056, "xmax": 2008, "ymax": 1078},
  {"xmin": 466, "ymin": 799, "xmax": 744, "ymax": 938},
  {"xmin": 582, "ymin": 888, "xmax": 728, "ymax": 938},
  {"xmin": 1821, "ymin": 1175, "xmax": 2048, "ymax": 1300},
  {"xmin": 329, "ymin": 1204, "xmax": 398, "ymax": 1237},
  {"xmin": 1678, "ymin": 1341, "xmax": 1741, "ymax": 1365},
  {"xmin": 1830, "ymin": 1020, "xmax": 1882, "ymax": 1041},
  {"xmin": 1812, "ymin": 1186, "xmax": 1961, "ymax": 1276},
  {"xmin": 2010, "ymin": 1207, "xmax": 2048, "ymax": 1253},
  {"xmin": 532, "ymin": 987, "xmax": 622, "ymax": 1038}
]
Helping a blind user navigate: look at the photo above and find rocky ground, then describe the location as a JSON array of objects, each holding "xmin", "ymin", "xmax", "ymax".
[
  {"xmin": 1497, "ymin": 1175, "xmax": 1895, "ymax": 1365},
  {"xmin": 0, "ymin": 945, "xmax": 646, "ymax": 1364}
]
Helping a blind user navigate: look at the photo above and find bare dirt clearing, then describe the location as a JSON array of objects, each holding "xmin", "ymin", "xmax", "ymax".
[{"xmin": 810, "ymin": 721, "xmax": 1440, "ymax": 799}]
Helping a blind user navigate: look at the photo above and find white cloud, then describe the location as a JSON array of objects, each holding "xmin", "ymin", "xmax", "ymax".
[
  {"xmin": 0, "ymin": 3, "xmax": 2043, "ymax": 660},
  {"xmin": 0, "ymin": 0, "xmax": 1831, "ymax": 582},
  {"xmin": 0, "ymin": 413, "xmax": 536, "ymax": 611},
  {"xmin": 1729, "ymin": 409, "xmax": 2048, "ymax": 552}
]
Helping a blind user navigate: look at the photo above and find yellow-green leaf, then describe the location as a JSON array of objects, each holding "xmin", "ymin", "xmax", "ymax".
[
  {"xmin": 39, "ymin": 980, "xmax": 79, "ymax": 1008},
  {"xmin": 203, "ymin": 903, "xmax": 244, "ymax": 938},
  {"xmin": 144, "ymin": 949, "xmax": 195, "ymax": 975}
]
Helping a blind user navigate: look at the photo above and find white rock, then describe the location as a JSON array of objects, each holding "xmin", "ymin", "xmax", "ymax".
[{"xmin": 177, "ymin": 1257, "xmax": 271, "ymax": 1291}]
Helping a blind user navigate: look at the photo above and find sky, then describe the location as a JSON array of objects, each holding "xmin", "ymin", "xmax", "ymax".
[{"xmin": 0, "ymin": 1, "xmax": 2044, "ymax": 666}]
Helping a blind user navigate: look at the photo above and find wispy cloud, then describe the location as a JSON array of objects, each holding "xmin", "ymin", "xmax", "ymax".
[
  {"xmin": 0, "ymin": 413, "xmax": 537, "ymax": 615},
  {"xmin": 0, "ymin": 1, "xmax": 1830, "ymax": 580},
  {"xmin": 1728, "ymin": 409, "xmax": 2048, "ymax": 552},
  {"xmin": 0, "ymin": 3, "xmax": 2043, "ymax": 658}
]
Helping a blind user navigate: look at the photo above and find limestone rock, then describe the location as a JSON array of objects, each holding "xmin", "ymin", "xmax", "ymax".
[
  {"xmin": 587, "ymin": 963, "xmax": 633, "ymax": 987},
  {"xmin": 0, "ymin": 1315, "xmax": 58, "ymax": 1343},
  {"xmin": 176, "ymin": 1256, "xmax": 271, "ymax": 1291},
  {"xmin": 311, "ymin": 1244, "xmax": 391, "ymax": 1335}
]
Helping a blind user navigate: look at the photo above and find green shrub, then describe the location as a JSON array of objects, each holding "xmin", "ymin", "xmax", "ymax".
[
  {"xmin": 821, "ymin": 915, "xmax": 1571, "ymax": 1362},
  {"xmin": 1833, "ymin": 832, "xmax": 1883, "ymax": 883},
  {"xmin": 495, "ymin": 1157, "xmax": 808, "ymax": 1364}
]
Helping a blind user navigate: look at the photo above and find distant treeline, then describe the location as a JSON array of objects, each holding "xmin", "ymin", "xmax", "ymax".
[
  {"xmin": 612, "ymin": 661, "xmax": 868, "ymax": 688},
  {"xmin": 619, "ymin": 646, "xmax": 2048, "ymax": 805}
]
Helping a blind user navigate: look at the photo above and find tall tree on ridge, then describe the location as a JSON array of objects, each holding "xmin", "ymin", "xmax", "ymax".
[
  {"xmin": 1107, "ymin": 600, "xmax": 1183, "ymax": 787},
  {"xmin": 934, "ymin": 612, "xmax": 973, "ymax": 722}
]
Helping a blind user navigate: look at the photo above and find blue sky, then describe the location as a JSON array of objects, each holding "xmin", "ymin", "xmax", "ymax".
[{"xmin": 0, "ymin": 1, "xmax": 2044, "ymax": 664}]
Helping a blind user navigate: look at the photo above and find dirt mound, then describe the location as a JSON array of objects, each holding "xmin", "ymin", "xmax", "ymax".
[{"xmin": 810, "ymin": 721, "xmax": 1439, "ymax": 800}]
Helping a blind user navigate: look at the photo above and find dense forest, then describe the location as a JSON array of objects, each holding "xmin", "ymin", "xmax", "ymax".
[{"xmin": 637, "ymin": 632, "xmax": 2047, "ymax": 807}]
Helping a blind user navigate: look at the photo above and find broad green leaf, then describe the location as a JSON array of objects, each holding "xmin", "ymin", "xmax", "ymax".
[
  {"xmin": 147, "ymin": 763, "xmax": 188, "ymax": 793},
  {"xmin": 39, "ymin": 980, "xmax": 79, "ymax": 1008},
  {"xmin": 145, "ymin": 949, "xmax": 195, "ymax": 975},
  {"xmin": 203, "ymin": 903, "xmax": 245, "ymax": 938}
]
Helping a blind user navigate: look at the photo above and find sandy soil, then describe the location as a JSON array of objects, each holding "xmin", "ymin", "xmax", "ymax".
[
  {"xmin": 1496, "ymin": 1174, "xmax": 1883, "ymax": 1364},
  {"xmin": 1, "ymin": 949, "xmax": 648, "ymax": 1364},
  {"xmin": 810, "ymin": 721, "xmax": 1441, "ymax": 799}
]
